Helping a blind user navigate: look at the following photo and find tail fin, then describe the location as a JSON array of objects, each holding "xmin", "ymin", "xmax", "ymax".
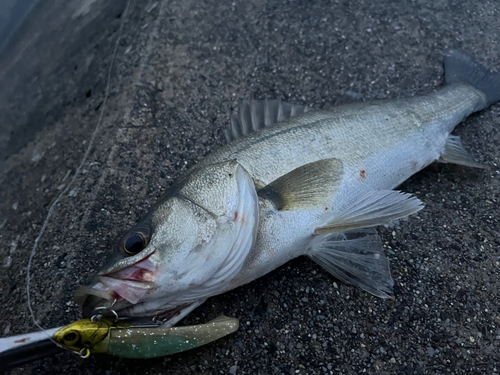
[{"xmin": 444, "ymin": 49, "xmax": 500, "ymax": 110}]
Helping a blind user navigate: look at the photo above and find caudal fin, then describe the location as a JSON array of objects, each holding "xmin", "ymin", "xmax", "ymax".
[{"xmin": 444, "ymin": 49, "xmax": 500, "ymax": 110}]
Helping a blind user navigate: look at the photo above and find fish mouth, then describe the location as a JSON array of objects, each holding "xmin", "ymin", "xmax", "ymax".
[
  {"xmin": 77, "ymin": 288, "xmax": 201, "ymax": 327},
  {"xmin": 75, "ymin": 253, "xmax": 157, "ymax": 318}
]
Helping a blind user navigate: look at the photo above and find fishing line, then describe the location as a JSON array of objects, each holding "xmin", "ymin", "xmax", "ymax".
[{"xmin": 26, "ymin": 0, "xmax": 133, "ymax": 335}]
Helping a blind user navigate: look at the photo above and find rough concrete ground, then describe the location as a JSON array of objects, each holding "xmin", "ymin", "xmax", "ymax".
[{"xmin": 1, "ymin": 0, "xmax": 500, "ymax": 374}]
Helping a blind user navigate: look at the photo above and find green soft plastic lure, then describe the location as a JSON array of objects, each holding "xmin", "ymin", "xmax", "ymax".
[
  {"xmin": 0, "ymin": 315, "xmax": 239, "ymax": 369},
  {"xmin": 53, "ymin": 315, "xmax": 239, "ymax": 359}
]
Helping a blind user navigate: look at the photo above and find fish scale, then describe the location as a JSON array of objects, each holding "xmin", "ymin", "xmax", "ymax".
[{"xmin": 206, "ymin": 84, "xmax": 482, "ymax": 192}]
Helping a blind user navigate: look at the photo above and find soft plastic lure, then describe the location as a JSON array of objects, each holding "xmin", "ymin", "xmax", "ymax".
[
  {"xmin": 53, "ymin": 315, "xmax": 239, "ymax": 358},
  {"xmin": 0, "ymin": 315, "xmax": 238, "ymax": 369}
]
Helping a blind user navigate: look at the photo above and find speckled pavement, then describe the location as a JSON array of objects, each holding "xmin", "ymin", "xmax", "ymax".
[{"xmin": 1, "ymin": 0, "xmax": 499, "ymax": 374}]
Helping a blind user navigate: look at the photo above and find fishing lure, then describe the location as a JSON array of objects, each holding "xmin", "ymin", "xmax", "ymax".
[
  {"xmin": 0, "ymin": 315, "xmax": 238, "ymax": 369},
  {"xmin": 54, "ymin": 315, "xmax": 239, "ymax": 359}
]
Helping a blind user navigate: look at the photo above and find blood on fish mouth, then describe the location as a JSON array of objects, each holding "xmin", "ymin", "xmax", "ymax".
[
  {"xmin": 97, "ymin": 254, "xmax": 156, "ymax": 304},
  {"xmin": 104, "ymin": 253, "xmax": 156, "ymax": 282},
  {"xmin": 76, "ymin": 253, "xmax": 158, "ymax": 308}
]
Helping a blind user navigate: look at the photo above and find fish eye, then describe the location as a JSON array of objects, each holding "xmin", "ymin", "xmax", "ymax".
[
  {"xmin": 63, "ymin": 331, "xmax": 79, "ymax": 345},
  {"xmin": 120, "ymin": 223, "xmax": 151, "ymax": 255},
  {"xmin": 124, "ymin": 233, "xmax": 147, "ymax": 254}
]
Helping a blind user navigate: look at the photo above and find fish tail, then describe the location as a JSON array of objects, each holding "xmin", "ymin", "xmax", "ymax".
[{"xmin": 444, "ymin": 49, "xmax": 500, "ymax": 110}]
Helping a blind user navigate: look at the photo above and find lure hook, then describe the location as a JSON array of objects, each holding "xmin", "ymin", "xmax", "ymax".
[
  {"xmin": 90, "ymin": 301, "xmax": 119, "ymax": 323},
  {"xmin": 78, "ymin": 348, "xmax": 91, "ymax": 359}
]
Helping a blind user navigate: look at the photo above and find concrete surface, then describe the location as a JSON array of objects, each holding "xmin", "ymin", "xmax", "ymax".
[
  {"xmin": 0, "ymin": 0, "xmax": 127, "ymax": 163},
  {"xmin": 1, "ymin": 0, "xmax": 499, "ymax": 374}
]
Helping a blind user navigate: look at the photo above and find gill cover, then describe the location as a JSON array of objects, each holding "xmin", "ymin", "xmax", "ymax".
[{"xmin": 148, "ymin": 159, "xmax": 260, "ymax": 305}]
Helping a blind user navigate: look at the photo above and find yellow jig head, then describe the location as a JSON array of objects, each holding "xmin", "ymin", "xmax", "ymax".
[{"xmin": 53, "ymin": 318, "xmax": 115, "ymax": 357}]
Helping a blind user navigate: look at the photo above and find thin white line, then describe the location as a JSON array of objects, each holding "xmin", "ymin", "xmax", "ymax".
[{"xmin": 26, "ymin": 0, "xmax": 133, "ymax": 334}]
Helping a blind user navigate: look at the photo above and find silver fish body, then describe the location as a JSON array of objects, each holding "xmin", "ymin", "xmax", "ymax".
[
  {"xmin": 204, "ymin": 83, "xmax": 484, "ymax": 284},
  {"xmin": 76, "ymin": 50, "xmax": 500, "ymax": 326}
]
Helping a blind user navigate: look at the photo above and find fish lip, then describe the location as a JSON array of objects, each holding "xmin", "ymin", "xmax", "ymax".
[
  {"xmin": 76, "ymin": 276, "xmax": 155, "ymax": 310},
  {"xmin": 76, "ymin": 253, "xmax": 158, "ymax": 316},
  {"xmin": 76, "ymin": 278, "xmax": 153, "ymax": 318},
  {"xmin": 77, "ymin": 285, "xmax": 194, "ymax": 323}
]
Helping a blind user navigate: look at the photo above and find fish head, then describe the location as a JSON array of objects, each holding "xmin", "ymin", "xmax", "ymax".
[{"xmin": 75, "ymin": 160, "xmax": 258, "ymax": 326}]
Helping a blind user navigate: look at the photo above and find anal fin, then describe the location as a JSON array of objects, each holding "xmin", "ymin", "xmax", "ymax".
[
  {"xmin": 439, "ymin": 135, "xmax": 487, "ymax": 169},
  {"xmin": 307, "ymin": 228, "xmax": 393, "ymax": 298},
  {"xmin": 315, "ymin": 190, "xmax": 423, "ymax": 235}
]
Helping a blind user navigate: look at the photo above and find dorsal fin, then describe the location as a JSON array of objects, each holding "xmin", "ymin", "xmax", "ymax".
[{"xmin": 223, "ymin": 98, "xmax": 312, "ymax": 143}]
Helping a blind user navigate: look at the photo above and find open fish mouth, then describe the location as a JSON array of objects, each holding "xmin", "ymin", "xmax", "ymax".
[
  {"xmin": 76, "ymin": 288, "xmax": 201, "ymax": 328},
  {"xmin": 75, "ymin": 253, "xmax": 157, "ymax": 318}
]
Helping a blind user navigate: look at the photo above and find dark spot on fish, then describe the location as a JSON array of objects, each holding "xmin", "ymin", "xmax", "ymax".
[
  {"xmin": 325, "ymin": 207, "xmax": 328, "ymax": 211},
  {"xmin": 15, "ymin": 338, "xmax": 27, "ymax": 343},
  {"xmin": 234, "ymin": 211, "xmax": 238, "ymax": 220},
  {"xmin": 359, "ymin": 170, "xmax": 366, "ymax": 179}
]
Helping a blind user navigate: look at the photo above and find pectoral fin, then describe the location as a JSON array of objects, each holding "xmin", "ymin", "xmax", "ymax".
[
  {"xmin": 439, "ymin": 135, "xmax": 487, "ymax": 169},
  {"xmin": 307, "ymin": 228, "xmax": 393, "ymax": 298},
  {"xmin": 257, "ymin": 158, "xmax": 344, "ymax": 211},
  {"xmin": 315, "ymin": 190, "xmax": 423, "ymax": 234}
]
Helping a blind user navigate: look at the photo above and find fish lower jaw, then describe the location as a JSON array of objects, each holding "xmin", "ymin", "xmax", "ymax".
[
  {"xmin": 75, "ymin": 277, "xmax": 156, "ymax": 318},
  {"xmin": 92, "ymin": 276, "xmax": 154, "ymax": 305}
]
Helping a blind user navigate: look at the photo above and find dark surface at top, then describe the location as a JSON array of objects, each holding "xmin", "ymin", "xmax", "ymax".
[
  {"xmin": 0, "ymin": 0, "xmax": 499, "ymax": 374},
  {"xmin": 0, "ymin": 0, "xmax": 126, "ymax": 163},
  {"xmin": 0, "ymin": 0, "xmax": 39, "ymax": 52}
]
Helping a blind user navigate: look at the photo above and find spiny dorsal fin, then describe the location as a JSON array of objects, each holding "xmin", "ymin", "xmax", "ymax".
[
  {"xmin": 257, "ymin": 158, "xmax": 343, "ymax": 211},
  {"xmin": 223, "ymin": 98, "xmax": 311, "ymax": 143},
  {"xmin": 438, "ymin": 135, "xmax": 487, "ymax": 169}
]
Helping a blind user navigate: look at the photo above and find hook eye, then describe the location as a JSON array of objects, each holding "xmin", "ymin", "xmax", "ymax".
[{"xmin": 79, "ymin": 348, "xmax": 91, "ymax": 359}]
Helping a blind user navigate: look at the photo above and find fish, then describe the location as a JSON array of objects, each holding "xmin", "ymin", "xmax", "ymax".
[{"xmin": 75, "ymin": 50, "xmax": 500, "ymax": 327}]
